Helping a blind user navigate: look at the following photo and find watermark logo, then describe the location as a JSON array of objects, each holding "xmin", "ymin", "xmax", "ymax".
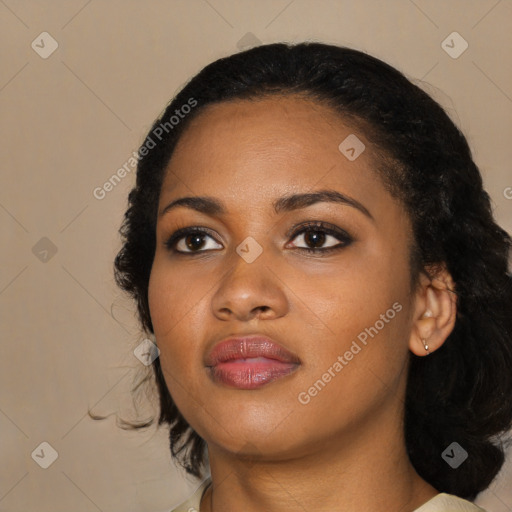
[
  {"xmin": 237, "ymin": 32, "xmax": 262, "ymax": 51},
  {"xmin": 31, "ymin": 32, "xmax": 59, "ymax": 59},
  {"xmin": 32, "ymin": 237, "xmax": 58, "ymax": 263},
  {"xmin": 338, "ymin": 134, "xmax": 365, "ymax": 161},
  {"xmin": 134, "ymin": 338, "xmax": 160, "ymax": 366},
  {"xmin": 31, "ymin": 441, "xmax": 58, "ymax": 469},
  {"xmin": 441, "ymin": 32, "xmax": 468, "ymax": 59},
  {"xmin": 236, "ymin": 236, "xmax": 263, "ymax": 263},
  {"xmin": 441, "ymin": 442, "xmax": 468, "ymax": 468}
]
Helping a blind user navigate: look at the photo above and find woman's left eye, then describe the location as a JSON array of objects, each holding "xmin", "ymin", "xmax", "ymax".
[{"xmin": 287, "ymin": 221, "xmax": 353, "ymax": 254}]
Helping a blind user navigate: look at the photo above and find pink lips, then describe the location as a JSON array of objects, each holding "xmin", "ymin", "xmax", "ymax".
[{"xmin": 205, "ymin": 335, "xmax": 300, "ymax": 389}]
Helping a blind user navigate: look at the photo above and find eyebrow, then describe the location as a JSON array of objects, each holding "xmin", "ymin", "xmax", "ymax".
[{"xmin": 159, "ymin": 189, "xmax": 374, "ymax": 221}]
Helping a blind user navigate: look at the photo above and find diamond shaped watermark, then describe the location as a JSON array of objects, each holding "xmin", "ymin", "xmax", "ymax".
[
  {"xmin": 134, "ymin": 338, "xmax": 160, "ymax": 366},
  {"xmin": 32, "ymin": 237, "xmax": 58, "ymax": 262},
  {"xmin": 338, "ymin": 134, "xmax": 365, "ymax": 161},
  {"xmin": 236, "ymin": 237, "xmax": 263, "ymax": 263},
  {"xmin": 237, "ymin": 32, "xmax": 262, "ymax": 51},
  {"xmin": 31, "ymin": 32, "xmax": 59, "ymax": 59},
  {"xmin": 441, "ymin": 441, "xmax": 468, "ymax": 468},
  {"xmin": 441, "ymin": 32, "xmax": 468, "ymax": 59},
  {"xmin": 31, "ymin": 441, "xmax": 58, "ymax": 469}
]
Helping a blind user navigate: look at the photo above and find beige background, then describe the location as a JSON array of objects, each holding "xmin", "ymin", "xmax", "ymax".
[{"xmin": 1, "ymin": 1, "xmax": 511, "ymax": 511}]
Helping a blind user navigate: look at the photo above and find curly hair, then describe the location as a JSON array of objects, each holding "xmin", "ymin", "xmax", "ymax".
[{"xmin": 108, "ymin": 42, "xmax": 512, "ymax": 500}]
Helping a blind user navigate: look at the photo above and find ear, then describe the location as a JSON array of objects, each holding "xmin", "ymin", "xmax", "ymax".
[{"xmin": 409, "ymin": 265, "xmax": 457, "ymax": 356}]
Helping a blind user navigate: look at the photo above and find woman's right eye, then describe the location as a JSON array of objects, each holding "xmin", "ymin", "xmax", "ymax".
[{"xmin": 164, "ymin": 227, "xmax": 222, "ymax": 254}]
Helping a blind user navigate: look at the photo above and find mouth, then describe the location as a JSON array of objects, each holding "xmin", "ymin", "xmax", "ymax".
[{"xmin": 205, "ymin": 336, "xmax": 301, "ymax": 390}]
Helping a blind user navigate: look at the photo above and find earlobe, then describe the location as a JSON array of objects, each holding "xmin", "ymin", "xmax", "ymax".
[{"xmin": 409, "ymin": 267, "xmax": 457, "ymax": 357}]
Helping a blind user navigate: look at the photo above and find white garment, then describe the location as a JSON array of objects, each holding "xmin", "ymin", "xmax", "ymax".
[{"xmin": 169, "ymin": 477, "xmax": 487, "ymax": 512}]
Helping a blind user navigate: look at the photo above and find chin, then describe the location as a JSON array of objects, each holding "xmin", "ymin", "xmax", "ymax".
[{"xmin": 194, "ymin": 403, "xmax": 302, "ymax": 455}]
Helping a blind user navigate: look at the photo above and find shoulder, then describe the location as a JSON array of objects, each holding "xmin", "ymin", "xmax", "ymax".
[
  {"xmin": 168, "ymin": 477, "xmax": 212, "ymax": 512},
  {"xmin": 413, "ymin": 493, "xmax": 488, "ymax": 512}
]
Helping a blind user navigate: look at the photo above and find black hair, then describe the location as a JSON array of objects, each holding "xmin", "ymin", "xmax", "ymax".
[{"xmin": 101, "ymin": 42, "xmax": 512, "ymax": 500}]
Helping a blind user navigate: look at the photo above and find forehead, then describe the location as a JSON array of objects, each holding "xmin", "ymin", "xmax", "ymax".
[{"xmin": 160, "ymin": 95, "xmax": 387, "ymax": 214}]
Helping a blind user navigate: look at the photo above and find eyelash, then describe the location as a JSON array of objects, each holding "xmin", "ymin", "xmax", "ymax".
[{"xmin": 163, "ymin": 221, "xmax": 353, "ymax": 256}]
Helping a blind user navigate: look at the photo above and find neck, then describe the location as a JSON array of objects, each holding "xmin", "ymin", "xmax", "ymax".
[{"xmin": 200, "ymin": 398, "xmax": 438, "ymax": 512}]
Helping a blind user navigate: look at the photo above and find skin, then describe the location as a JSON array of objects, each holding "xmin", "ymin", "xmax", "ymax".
[{"xmin": 147, "ymin": 95, "xmax": 457, "ymax": 512}]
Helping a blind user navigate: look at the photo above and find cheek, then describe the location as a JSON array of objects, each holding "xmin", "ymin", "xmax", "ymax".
[
  {"xmin": 280, "ymin": 246, "xmax": 406, "ymax": 342},
  {"xmin": 148, "ymin": 263, "xmax": 213, "ymax": 419},
  {"xmin": 148, "ymin": 254, "xmax": 206, "ymax": 329},
  {"xmin": 284, "ymin": 246, "xmax": 412, "ymax": 397},
  {"xmin": 147, "ymin": 259, "xmax": 208, "ymax": 368}
]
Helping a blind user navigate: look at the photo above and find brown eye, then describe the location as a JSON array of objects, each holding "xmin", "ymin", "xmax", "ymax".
[
  {"xmin": 165, "ymin": 228, "xmax": 222, "ymax": 253},
  {"xmin": 287, "ymin": 221, "xmax": 353, "ymax": 254}
]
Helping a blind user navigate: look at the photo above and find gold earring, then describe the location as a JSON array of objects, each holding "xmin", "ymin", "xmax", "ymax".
[{"xmin": 421, "ymin": 338, "xmax": 430, "ymax": 355}]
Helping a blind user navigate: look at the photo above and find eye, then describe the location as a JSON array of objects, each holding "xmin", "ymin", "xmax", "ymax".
[
  {"xmin": 164, "ymin": 227, "xmax": 222, "ymax": 254},
  {"xmin": 286, "ymin": 221, "xmax": 353, "ymax": 254}
]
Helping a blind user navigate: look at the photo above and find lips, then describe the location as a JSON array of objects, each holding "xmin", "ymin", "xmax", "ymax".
[{"xmin": 205, "ymin": 335, "xmax": 300, "ymax": 389}]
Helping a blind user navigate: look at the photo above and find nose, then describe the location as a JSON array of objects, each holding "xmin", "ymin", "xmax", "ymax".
[{"xmin": 210, "ymin": 249, "xmax": 289, "ymax": 322}]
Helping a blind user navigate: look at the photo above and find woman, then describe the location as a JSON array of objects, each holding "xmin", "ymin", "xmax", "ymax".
[{"xmin": 111, "ymin": 42, "xmax": 512, "ymax": 511}]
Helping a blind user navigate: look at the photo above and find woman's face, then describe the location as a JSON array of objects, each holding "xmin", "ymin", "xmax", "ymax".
[{"xmin": 148, "ymin": 95, "xmax": 420, "ymax": 460}]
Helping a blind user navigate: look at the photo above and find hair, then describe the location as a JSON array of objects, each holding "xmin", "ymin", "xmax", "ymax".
[{"xmin": 101, "ymin": 42, "xmax": 512, "ymax": 500}]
